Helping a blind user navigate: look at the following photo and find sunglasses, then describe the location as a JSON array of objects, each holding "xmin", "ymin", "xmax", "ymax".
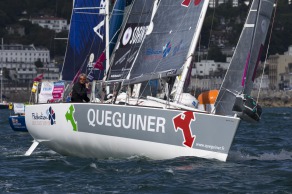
[{"xmin": 80, "ymin": 78, "xmax": 86, "ymax": 81}]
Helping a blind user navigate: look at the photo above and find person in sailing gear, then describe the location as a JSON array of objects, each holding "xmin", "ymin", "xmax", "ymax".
[{"xmin": 71, "ymin": 73, "xmax": 90, "ymax": 103}]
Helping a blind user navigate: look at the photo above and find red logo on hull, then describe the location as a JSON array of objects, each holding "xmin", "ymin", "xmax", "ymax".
[
  {"xmin": 173, "ymin": 111, "xmax": 196, "ymax": 148},
  {"xmin": 181, "ymin": 0, "xmax": 202, "ymax": 7}
]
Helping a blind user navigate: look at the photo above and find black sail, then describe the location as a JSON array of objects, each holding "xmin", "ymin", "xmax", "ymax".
[{"xmin": 215, "ymin": 0, "xmax": 275, "ymax": 116}]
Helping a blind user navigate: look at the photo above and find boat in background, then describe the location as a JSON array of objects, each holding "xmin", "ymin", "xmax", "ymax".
[
  {"xmin": 0, "ymin": 69, "xmax": 9, "ymax": 109},
  {"xmin": 25, "ymin": 0, "xmax": 275, "ymax": 162},
  {"xmin": 8, "ymin": 103, "xmax": 27, "ymax": 132},
  {"xmin": 0, "ymin": 101, "xmax": 9, "ymax": 109}
]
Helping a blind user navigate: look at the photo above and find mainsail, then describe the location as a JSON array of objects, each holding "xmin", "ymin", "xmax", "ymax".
[
  {"xmin": 61, "ymin": 0, "xmax": 126, "ymax": 81},
  {"xmin": 61, "ymin": 0, "xmax": 106, "ymax": 81},
  {"xmin": 215, "ymin": 0, "xmax": 275, "ymax": 116},
  {"xmin": 125, "ymin": 0, "xmax": 209, "ymax": 85}
]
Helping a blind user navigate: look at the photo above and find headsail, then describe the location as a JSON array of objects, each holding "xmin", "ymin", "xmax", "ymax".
[
  {"xmin": 61, "ymin": 0, "xmax": 106, "ymax": 81},
  {"xmin": 109, "ymin": 0, "xmax": 126, "ymax": 56},
  {"xmin": 108, "ymin": 0, "xmax": 154, "ymax": 81},
  {"xmin": 124, "ymin": 0, "xmax": 209, "ymax": 85},
  {"xmin": 215, "ymin": 0, "xmax": 275, "ymax": 116}
]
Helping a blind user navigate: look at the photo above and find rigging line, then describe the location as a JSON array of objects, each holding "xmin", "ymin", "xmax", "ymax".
[
  {"xmin": 133, "ymin": 0, "xmax": 161, "ymax": 103},
  {"xmin": 257, "ymin": 0, "xmax": 278, "ymax": 103},
  {"xmin": 60, "ymin": 0, "xmax": 76, "ymax": 78},
  {"xmin": 212, "ymin": 86, "xmax": 228, "ymax": 114},
  {"xmin": 193, "ymin": 34, "xmax": 202, "ymax": 95},
  {"xmin": 81, "ymin": 10, "xmax": 103, "ymax": 74},
  {"xmin": 192, "ymin": 0, "xmax": 214, "ymax": 100},
  {"xmin": 117, "ymin": 0, "xmax": 155, "ymax": 100},
  {"xmin": 171, "ymin": 2, "xmax": 208, "ymax": 103},
  {"xmin": 77, "ymin": 6, "xmax": 108, "ymax": 79},
  {"xmin": 100, "ymin": 0, "xmax": 127, "ymax": 82},
  {"xmin": 106, "ymin": 0, "xmax": 136, "ymax": 81},
  {"xmin": 102, "ymin": 0, "xmax": 130, "ymax": 80},
  {"xmin": 204, "ymin": 0, "xmax": 216, "ymax": 62},
  {"xmin": 62, "ymin": 1, "xmax": 106, "ymax": 80}
]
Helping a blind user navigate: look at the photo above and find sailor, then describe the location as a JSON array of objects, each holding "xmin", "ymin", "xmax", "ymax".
[{"xmin": 71, "ymin": 73, "xmax": 90, "ymax": 103}]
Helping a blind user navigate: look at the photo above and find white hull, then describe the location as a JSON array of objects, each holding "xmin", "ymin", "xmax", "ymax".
[{"xmin": 25, "ymin": 103, "xmax": 240, "ymax": 162}]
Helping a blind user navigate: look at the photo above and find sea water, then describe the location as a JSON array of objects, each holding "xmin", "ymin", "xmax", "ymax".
[{"xmin": 0, "ymin": 108, "xmax": 291, "ymax": 193}]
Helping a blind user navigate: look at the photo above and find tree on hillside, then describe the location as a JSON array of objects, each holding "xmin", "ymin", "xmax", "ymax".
[
  {"xmin": 200, "ymin": 15, "xmax": 219, "ymax": 48},
  {"xmin": 207, "ymin": 46, "xmax": 226, "ymax": 62},
  {"xmin": 35, "ymin": 59, "xmax": 43, "ymax": 68},
  {"xmin": 2, "ymin": 67, "xmax": 11, "ymax": 80}
]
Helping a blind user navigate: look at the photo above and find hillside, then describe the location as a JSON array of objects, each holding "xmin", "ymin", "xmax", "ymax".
[
  {"xmin": 0, "ymin": 0, "xmax": 72, "ymax": 57},
  {"xmin": 0, "ymin": 0, "xmax": 292, "ymax": 58}
]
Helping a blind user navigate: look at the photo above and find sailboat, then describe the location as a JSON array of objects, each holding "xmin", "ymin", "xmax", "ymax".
[
  {"xmin": 8, "ymin": 103, "xmax": 27, "ymax": 132},
  {"xmin": 0, "ymin": 69, "xmax": 9, "ymax": 109},
  {"xmin": 24, "ymin": 0, "xmax": 275, "ymax": 162}
]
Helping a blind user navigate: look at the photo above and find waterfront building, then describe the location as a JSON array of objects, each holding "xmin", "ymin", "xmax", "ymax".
[
  {"xmin": 209, "ymin": 0, "xmax": 240, "ymax": 8},
  {"xmin": 267, "ymin": 51, "xmax": 292, "ymax": 90},
  {"xmin": 0, "ymin": 44, "xmax": 50, "ymax": 63},
  {"xmin": 253, "ymin": 75, "xmax": 270, "ymax": 90},
  {"xmin": 0, "ymin": 44, "xmax": 59, "ymax": 84},
  {"xmin": 30, "ymin": 16, "xmax": 68, "ymax": 33},
  {"xmin": 188, "ymin": 60, "xmax": 229, "ymax": 91},
  {"xmin": 191, "ymin": 60, "xmax": 229, "ymax": 77}
]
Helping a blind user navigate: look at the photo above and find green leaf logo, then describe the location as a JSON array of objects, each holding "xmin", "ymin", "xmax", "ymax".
[{"xmin": 65, "ymin": 105, "xmax": 78, "ymax": 131}]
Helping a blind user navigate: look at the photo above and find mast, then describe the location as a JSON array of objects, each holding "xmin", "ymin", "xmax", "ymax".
[
  {"xmin": 173, "ymin": 0, "xmax": 209, "ymax": 103},
  {"xmin": 104, "ymin": 0, "xmax": 110, "ymax": 94},
  {"xmin": 0, "ymin": 69, "xmax": 2, "ymax": 103},
  {"xmin": 105, "ymin": 0, "xmax": 110, "ymax": 77}
]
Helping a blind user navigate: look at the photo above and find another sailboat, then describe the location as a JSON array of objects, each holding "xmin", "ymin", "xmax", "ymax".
[
  {"xmin": 0, "ymin": 69, "xmax": 9, "ymax": 109},
  {"xmin": 215, "ymin": 0, "xmax": 274, "ymax": 122},
  {"xmin": 25, "ymin": 0, "xmax": 275, "ymax": 162},
  {"xmin": 8, "ymin": 103, "xmax": 27, "ymax": 132}
]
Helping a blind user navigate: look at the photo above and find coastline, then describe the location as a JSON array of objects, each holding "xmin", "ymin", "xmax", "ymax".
[{"xmin": 252, "ymin": 90, "xmax": 292, "ymax": 108}]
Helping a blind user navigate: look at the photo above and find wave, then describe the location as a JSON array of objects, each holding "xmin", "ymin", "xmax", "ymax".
[{"xmin": 228, "ymin": 149, "xmax": 292, "ymax": 161}]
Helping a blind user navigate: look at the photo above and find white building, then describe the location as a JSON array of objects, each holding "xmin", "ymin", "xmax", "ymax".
[
  {"xmin": 284, "ymin": 45, "xmax": 292, "ymax": 56},
  {"xmin": 0, "ymin": 44, "xmax": 59, "ymax": 83},
  {"xmin": 188, "ymin": 60, "xmax": 229, "ymax": 91},
  {"xmin": 189, "ymin": 77, "xmax": 223, "ymax": 91},
  {"xmin": 209, "ymin": 0, "xmax": 239, "ymax": 8},
  {"xmin": 192, "ymin": 60, "xmax": 229, "ymax": 77},
  {"xmin": 30, "ymin": 17, "xmax": 68, "ymax": 33},
  {"xmin": 253, "ymin": 75, "xmax": 270, "ymax": 90},
  {"xmin": 0, "ymin": 44, "xmax": 50, "ymax": 63},
  {"xmin": 37, "ymin": 63, "xmax": 60, "ymax": 81}
]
